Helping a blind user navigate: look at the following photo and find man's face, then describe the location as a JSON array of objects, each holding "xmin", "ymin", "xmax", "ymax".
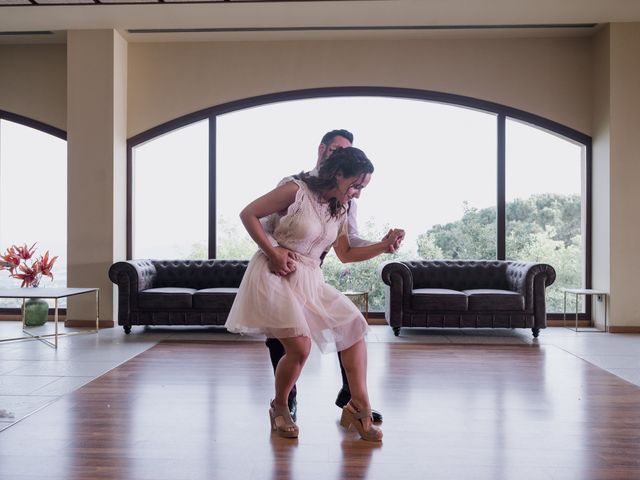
[{"xmin": 317, "ymin": 135, "xmax": 352, "ymax": 167}]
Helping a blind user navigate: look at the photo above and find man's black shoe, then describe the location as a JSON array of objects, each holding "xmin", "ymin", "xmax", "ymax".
[
  {"xmin": 288, "ymin": 398, "xmax": 297, "ymax": 422},
  {"xmin": 335, "ymin": 388, "xmax": 383, "ymax": 423},
  {"xmin": 371, "ymin": 409, "xmax": 383, "ymax": 423},
  {"xmin": 335, "ymin": 388, "xmax": 351, "ymax": 408}
]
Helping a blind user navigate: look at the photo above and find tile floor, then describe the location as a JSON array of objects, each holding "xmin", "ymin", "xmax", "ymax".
[{"xmin": 1, "ymin": 321, "xmax": 640, "ymax": 432}]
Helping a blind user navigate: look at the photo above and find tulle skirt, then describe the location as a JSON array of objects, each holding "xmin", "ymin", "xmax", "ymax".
[{"xmin": 225, "ymin": 251, "xmax": 368, "ymax": 354}]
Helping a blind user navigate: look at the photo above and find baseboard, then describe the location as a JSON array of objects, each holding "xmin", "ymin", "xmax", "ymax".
[
  {"xmin": 367, "ymin": 321, "xmax": 640, "ymax": 333},
  {"xmin": 367, "ymin": 316, "xmax": 602, "ymax": 329},
  {"xmin": 608, "ymin": 326, "xmax": 640, "ymax": 333},
  {"xmin": 547, "ymin": 319, "xmax": 593, "ymax": 328},
  {"xmin": 548, "ymin": 320, "xmax": 640, "ymax": 333},
  {"xmin": 65, "ymin": 319, "xmax": 114, "ymax": 328},
  {"xmin": 0, "ymin": 315, "xmax": 66, "ymax": 322},
  {"xmin": 366, "ymin": 318, "xmax": 387, "ymax": 326}
]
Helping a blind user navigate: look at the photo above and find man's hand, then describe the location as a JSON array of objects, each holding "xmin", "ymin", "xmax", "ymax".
[
  {"xmin": 267, "ymin": 246, "xmax": 299, "ymax": 276},
  {"xmin": 381, "ymin": 228, "xmax": 405, "ymax": 254}
]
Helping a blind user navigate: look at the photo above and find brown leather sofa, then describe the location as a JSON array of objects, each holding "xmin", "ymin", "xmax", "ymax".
[
  {"xmin": 380, "ymin": 260, "xmax": 556, "ymax": 337},
  {"xmin": 108, "ymin": 259, "xmax": 248, "ymax": 334}
]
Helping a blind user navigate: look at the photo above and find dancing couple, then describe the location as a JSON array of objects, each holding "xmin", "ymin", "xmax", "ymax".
[{"xmin": 225, "ymin": 130, "xmax": 404, "ymax": 442}]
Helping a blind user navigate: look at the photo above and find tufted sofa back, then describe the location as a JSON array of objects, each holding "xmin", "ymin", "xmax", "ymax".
[
  {"xmin": 403, "ymin": 260, "xmax": 510, "ymax": 290},
  {"xmin": 152, "ymin": 259, "xmax": 249, "ymax": 290}
]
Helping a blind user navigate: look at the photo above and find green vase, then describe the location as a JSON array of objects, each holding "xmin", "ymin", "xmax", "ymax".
[{"xmin": 23, "ymin": 298, "xmax": 49, "ymax": 327}]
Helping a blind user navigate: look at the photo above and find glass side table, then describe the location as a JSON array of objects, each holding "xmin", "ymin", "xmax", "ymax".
[
  {"xmin": 562, "ymin": 288, "xmax": 608, "ymax": 332},
  {"xmin": 342, "ymin": 291, "xmax": 369, "ymax": 321},
  {"xmin": 0, "ymin": 287, "xmax": 100, "ymax": 348}
]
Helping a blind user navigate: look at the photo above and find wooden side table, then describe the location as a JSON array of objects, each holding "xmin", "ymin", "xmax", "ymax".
[
  {"xmin": 562, "ymin": 288, "xmax": 608, "ymax": 332},
  {"xmin": 342, "ymin": 291, "xmax": 369, "ymax": 321}
]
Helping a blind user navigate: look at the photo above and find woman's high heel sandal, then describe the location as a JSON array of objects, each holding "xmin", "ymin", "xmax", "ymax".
[
  {"xmin": 269, "ymin": 400, "xmax": 299, "ymax": 439},
  {"xmin": 339, "ymin": 403, "xmax": 383, "ymax": 442}
]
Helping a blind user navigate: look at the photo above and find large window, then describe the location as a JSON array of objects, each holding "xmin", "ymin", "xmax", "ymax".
[
  {"xmin": 0, "ymin": 117, "xmax": 67, "ymax": 308},
  {"xmin": 506, "ymin": 119, "xmax": 585, "ymax": 312},
  {"xmin": 129, "ymin": 89, "xmax": 591, "ymax": 314},
  {"xmin": 216, "ymin": 98, "xmax": 496, "ymax": 310},
  {"xmin": 131, "ymin": 120, "xmax": 208, "ymax": 259}
]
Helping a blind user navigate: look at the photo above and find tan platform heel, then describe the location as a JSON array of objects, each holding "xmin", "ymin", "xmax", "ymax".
[
  {"xmin": 269, "ymin": 400, "xmax": 299, "ymax": 439},
  {"xmin": 339, "ymin": 403, "xmax": 383, "ymax": 442}
]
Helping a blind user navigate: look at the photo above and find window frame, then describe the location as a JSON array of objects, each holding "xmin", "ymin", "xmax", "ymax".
[{"xmin": 126, "ymin": 87, "xmax": 592, "ymax": 319}]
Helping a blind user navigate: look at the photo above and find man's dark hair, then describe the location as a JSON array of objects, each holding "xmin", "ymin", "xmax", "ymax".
[
  {"xmin": 301, "ymin": 146, "xmax": 373, "ymax": 218},
  {"xmin": 320, "ymin": 129, "xmax": 354, "ymax": 146}
]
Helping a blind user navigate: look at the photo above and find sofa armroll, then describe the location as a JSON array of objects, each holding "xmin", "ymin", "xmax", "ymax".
[
  {"xmin": 108, "ymin": 260, "xmax": 157, "ymax": 324},
  {"xmin": 506, "ymin": 261, "xmax": 556, "ymax": 322},
  {"xmin": 380, "ymin": 261, "xmax": 413, "ymax": 328}
]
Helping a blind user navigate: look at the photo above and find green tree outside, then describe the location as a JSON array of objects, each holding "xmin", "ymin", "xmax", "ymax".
[{"xmin": 416, "ymin": 194, "xmax": 581, "ymax": 312}]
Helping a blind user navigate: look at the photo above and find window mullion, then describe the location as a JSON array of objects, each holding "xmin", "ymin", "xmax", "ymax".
[
  {"xmin": 209, "ymin": 115, "xmax": 217, "ymax": 259},
  {"xmin": 497, "ymin": 113, "xmax": 506, "ymax": 260}
]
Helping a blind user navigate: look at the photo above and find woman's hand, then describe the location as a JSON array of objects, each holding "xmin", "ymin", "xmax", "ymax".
[
  {"xmin": 238, "ymin": 181, "xmax": 300, "ymax": 274},
  {"xmin": 382, "ymin": 228, "xmax": 405, "ymax": 253},
  {"xmin": 267, "ymin": 246, "xmax": 299, "ymax": 276}
]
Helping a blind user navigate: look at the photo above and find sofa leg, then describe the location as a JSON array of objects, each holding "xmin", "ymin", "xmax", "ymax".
[
  {"xmin": 392, "ymin": 327, "xmax": 400, "ymax": 337},
  {"xmin": 123, "ymin": 325, "xmax": 132, "ymax": 334},
  {"xmin": 532, "ymin": 328, "xmax": 540, "ymax": 338}
]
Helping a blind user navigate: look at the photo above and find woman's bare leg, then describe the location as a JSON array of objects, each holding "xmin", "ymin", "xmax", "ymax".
[
  {"xmin": 272, "ymin": 336, "xmax": 311, "ymax": 432},
  {"xmin": 339, "ymin": 338, "xmax": 377, "ymax": 435}
]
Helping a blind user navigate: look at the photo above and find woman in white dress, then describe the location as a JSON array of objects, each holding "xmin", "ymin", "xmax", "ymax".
[{"xmin": 225, "ymin": 147, "xmax": 402, "ymax": 442}]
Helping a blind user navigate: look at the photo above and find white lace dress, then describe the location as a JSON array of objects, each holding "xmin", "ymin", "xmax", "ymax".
[{"xmin": 224, "ymin": 179, "xmax": 368, "ymax": 353}]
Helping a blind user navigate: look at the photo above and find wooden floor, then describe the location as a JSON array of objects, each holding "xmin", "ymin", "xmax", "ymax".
[{"xmin": 1, "ymin": 340, "xmax": 640, "ymax": 480}]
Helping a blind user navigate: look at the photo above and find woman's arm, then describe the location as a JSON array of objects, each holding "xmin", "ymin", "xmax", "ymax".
[
  {"xmin": 333, "ymin": 227, "xmax": 404, "ymax": 263},
  {"xmin": 240, "ymin": 182, "xmax": 300, "ymax": 274}
]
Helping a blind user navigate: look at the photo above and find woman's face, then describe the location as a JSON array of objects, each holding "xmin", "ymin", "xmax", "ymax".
[{"xmin": 329, "ymin": 172, "xmax": 372, "ymax": 204}]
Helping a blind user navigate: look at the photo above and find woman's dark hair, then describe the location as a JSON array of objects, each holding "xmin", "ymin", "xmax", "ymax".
[{"xmin": 300, "ymin": 146, "xmax": 374, "ymax": 218}]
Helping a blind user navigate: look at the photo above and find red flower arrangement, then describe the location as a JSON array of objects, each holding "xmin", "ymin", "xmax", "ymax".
[{"xmin": 0, "ymin": 243, "xmax": 58, "ymax": 288}]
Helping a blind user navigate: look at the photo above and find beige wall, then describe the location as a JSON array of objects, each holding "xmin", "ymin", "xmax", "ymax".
[
  {"xmin": 609, "ymin": 23, "xmax": 640, "ymax": 328},
  {"xmin": 0, "ymin": 44, "xmax": 66, "ymax": 130},
  {"xmin": 128, "ymin": 37, "xmax": 592, "ymax": 137}
]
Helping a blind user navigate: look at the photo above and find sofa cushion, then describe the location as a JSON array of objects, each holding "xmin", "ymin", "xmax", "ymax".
[
  {"xmin": 138, "ymin": 287, "xmax": 196, "ymax": 309},
  {"xmin": 404, "ymin": 260, "xmax": 510, "ymax": 290},
  {"xmin": 193, "ymin": 288, "xmax": 239, "ymax": 310},
  {"xmin": 152, "ymin": 260, "xmax": 248, "ymax": 290},
  {"xmin": 463, "ymin": 289, "xmax": 524, "ymax": 311},
  {"xmin": 411, "ymin": 288, "xmax": 468, "ymax": 311}
]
